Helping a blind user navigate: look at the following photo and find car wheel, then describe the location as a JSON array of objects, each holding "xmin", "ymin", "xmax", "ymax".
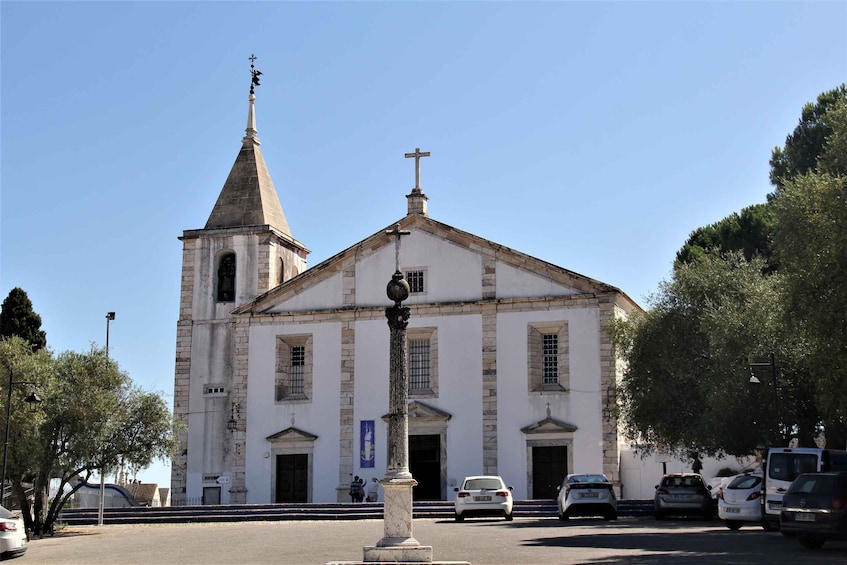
[
  {"xmin": 725, "ymin": 520, "xmax": 743, "ymax": 530},
  {"xmin": 654, "ymin": 512, "xmax": 665, "ymax": 520},
  {"xmin": 798, "ymin": 535, "xmax": 826, "ymax": 549},
  {"xmin": 559, "ymin": 511, "xmax": 569, "ymax": 521},
  {"xmin": 604, "ymin": 512, "xmax": 617, "ymax": 521},
  {"xmin": 454, "ymin": 513, "xmax": 464, "ymax": 523},
  {"xmin": 762, "ymin": 519, "xmax": 779, "ymax": 532},
  {"xmin": 504, "ymin": 512, "xmax": 513, "ymax": 522}
]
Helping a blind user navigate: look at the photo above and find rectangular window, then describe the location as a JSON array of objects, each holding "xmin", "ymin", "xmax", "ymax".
[
  {"xmin": 406, "ymin": 327, "xmax": 437, "ymax": 397},
  {"xmin": 409, "ymin": 339, "xmax": 430, "ymax": 390},
  {"xmin": 528, "ymin": 322, "xmax": 569, "ymax": 394},
  {"xmin": 275, "ymin": 335, "xmax": 313, "ymax": 403},
  {"xmin": 406, "ymin": 270, "xmax": 426, "ymax": 294},
  {"xmin": 542, "ymin": 334, "xmax": 558, "ymax": 384},
  {"xmin": 290, "ymin": 345, "xmax": 305, "ymax": 395}
]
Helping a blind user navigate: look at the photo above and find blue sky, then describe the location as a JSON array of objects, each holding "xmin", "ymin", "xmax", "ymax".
[{"xmin": 1, "ymin": 1, "xmax": 845, "ymax": 488}]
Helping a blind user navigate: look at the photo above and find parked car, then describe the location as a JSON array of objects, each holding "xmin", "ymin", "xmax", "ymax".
[
  {"xmin": 718, "ymin": 472, "xmax": 763, "ymax": 529},
  {"xmin": 557, "ymin": 473, "xmax": 617, "ymax": 520},
  {"xmin": 780, "ymin": 471, "xmax": 847, "ymax": 549},
  {"xmin": 654, "ymin": 473, "xmax": 713, "ymax": 519},
  {"xmin": 454, "ymin": 475, "xmax": 513, "ymax": 522},
  {"xmin": 0, "ymin": 505, "xmax": 26, "ymax": 560},
  {"xmin": 762, "ymin": 447, "xmax": 847, "ymax": 531}
]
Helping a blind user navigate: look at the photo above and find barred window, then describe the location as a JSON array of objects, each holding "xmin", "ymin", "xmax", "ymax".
[
  {"xmin": 542, "ymin": 334, "xmax": 558, "ymax": 384},
  {"xmin": 290, "ymin": 345, "xmax": 305, "ymax": 395},
  {"xmin": 409, "ymin": 339, "xmax": 430, "ymax": 390},
  {"xmin": 528, "ymin": 322, "xmax": 569, "ymax": 393},
  {"xmin": 405, "ymin": 270, "xmax": 426, "ymax": 294},
  {"xmin": 276, "ymin": 335, "xmax": 312, "ymax": 403}
]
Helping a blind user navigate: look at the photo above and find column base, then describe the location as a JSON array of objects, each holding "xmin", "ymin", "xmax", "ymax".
[{"xmin": 362, "ymin": 545, "xmax": 434, "ymax": 562}]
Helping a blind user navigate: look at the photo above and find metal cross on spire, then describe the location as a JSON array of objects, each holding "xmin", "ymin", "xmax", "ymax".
[
  {"xmin": 386, "ymin": 223, "xmax": 411, "ymax": 274},
  {"xmin": 404, "ymin": 148, "xmax": 430, "ymax": 191}
]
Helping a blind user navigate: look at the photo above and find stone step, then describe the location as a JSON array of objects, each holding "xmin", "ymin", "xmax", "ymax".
[{"xmin": 59, "ymin": 500, "xmax": 656, "ymax": 526}]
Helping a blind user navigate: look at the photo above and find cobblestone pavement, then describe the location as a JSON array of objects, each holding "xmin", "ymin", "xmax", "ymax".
[{"xmin": 21, "ymin": 516, "xmax": 847, "ymax": 564}]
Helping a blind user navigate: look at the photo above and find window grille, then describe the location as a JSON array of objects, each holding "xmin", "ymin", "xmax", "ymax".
[
  {"xmin": 290, "ymin": 345, "xmax": 305, "ymax": 395},
  {"xmin": 542, "ymin": 333, "xmax": 558, "ymax": 384},
  {"xmin": 409, "ymin": 339, "xmax": 430, "ymax": 390},
  {"xmin": 406, "ymin": 270, "xmax": 425, "ymax": 294}
]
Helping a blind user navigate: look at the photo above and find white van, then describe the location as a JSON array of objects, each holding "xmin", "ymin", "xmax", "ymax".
[{"xmin": 762, "ymin": 447, "xmax": 847, "ymax": 530}]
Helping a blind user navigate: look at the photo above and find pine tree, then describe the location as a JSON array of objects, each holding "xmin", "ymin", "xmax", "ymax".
[{"xmin": 0, "ymin": 287, "xmax": 47, "ymax": 350}]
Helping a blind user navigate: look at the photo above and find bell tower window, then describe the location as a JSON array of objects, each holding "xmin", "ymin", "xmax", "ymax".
[{"xmin": 217, "ymin": 252, "xmax": 236, "ymax": 302}]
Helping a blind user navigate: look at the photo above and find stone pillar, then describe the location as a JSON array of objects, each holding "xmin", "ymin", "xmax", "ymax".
[{"xmin": 363, "ymin": 271, "xmax": 432, "ymax": 563}]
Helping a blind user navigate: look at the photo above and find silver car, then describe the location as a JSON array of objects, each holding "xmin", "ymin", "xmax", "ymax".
[
  {"xmin": 557, "ymin": 474, "xmax": 617, "ymax": 520},
  {"xmin": 0, "ymin": 505, "xmax": 26, "ymax": 560},
  {"xmin": 654, "ymin": 473, "xmax": 714, "ymax": 519}
]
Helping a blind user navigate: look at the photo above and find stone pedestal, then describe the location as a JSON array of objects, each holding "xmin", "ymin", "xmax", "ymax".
[{"xmin": 363, "ymin": 477, "xmax": 432, "ymax": 562}]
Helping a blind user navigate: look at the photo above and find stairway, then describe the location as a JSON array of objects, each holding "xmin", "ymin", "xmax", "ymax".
[{"xmin": 59, "ymin": 500, "xmax": 655, "ymax": 526}]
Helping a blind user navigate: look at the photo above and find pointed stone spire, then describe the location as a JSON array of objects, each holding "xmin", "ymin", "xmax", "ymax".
[{"xmin": 205, "ymin": 57, "xmax": 292, "ymax": 235}]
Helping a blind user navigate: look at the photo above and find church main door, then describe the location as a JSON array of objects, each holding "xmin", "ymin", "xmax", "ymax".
[
  {"xmin": 409, "ymin": 434, "xmax": 441, "ymax": 500},
  {"xmin": 532, "ymin": 446, "xmax": 567, "ymax": 499},
  {"xmin": 276, "ymin": 454, "xmax": 308, "ymax": 503}
]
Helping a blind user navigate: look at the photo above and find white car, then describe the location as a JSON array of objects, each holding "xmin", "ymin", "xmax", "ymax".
[
  {"xmin": 0, "ymin": 505, "xmax": 26, "ymax": 560},
  {"xmin": 454, "ymin": 475, "xmax": 513, "ymax": 521},
  {"xmin": 557, "ymin": 473, "xmax": 617, "ymax": 520},
  {"xmin": 718, "ymin": 472, "xmax": 763, "ymax": 530}
]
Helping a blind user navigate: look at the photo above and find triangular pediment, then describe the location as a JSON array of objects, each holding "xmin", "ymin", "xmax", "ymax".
[
  {"xmin": 266, "ymin": 426, "xmax": 318, "ymax": 442},
  {"xmin": 521, "ymin": 417, "xmax": 578, "ymax": 435},
  {"xmin": 381, "ymin": 400, "xmax": 452, "ymax": 423},
  {"xmin": 233, "ymin": 213, "xmax": 637, "ymax": 316}
]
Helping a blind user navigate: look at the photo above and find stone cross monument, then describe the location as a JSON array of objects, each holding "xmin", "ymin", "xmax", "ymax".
[{"xmin": 363, "ymin": 224, "xmax": 433, "ymax": 563}]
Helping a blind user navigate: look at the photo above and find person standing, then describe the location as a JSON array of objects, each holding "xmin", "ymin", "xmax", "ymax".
[
  {"xmin": 350, "ymin": 475, "xmax": 364, "ymax": 503},
  {"xmin": 366, "ymin": 477, "xmax": 379, "ymax": 502}
]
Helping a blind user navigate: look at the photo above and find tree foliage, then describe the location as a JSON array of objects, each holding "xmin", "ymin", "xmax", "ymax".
[
  {"xmin": 614, "ymin": 86, "xmax": 847, "ymax": 457},
  {"xmin": 769, "ymin": 97, "xmax": 847, "ymax": 448},
  {"xmin": 769, "ymin": 84, "xmax": 847, "ymax": 189},
  {"xmin": 0, "ymin": 288, "xmax": 47, "ymax": 351},
  {"xmin": 675, "ymin": 204, "xmax": 775, "ymax": 270},
  {"xmin": 0, "ymin": 338, "xmax": 177, "ymax": 535}
]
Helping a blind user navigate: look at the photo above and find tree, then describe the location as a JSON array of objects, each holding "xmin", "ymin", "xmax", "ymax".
[
  {"xmin": 769, "ymin": 84, "xmax": 847, "ymax": 189},
  {"xmin": 770, "ymin": 97, "xmax": 847, "ymax": 448},
  {"xmin": 0, "ymin": 288, "xmax": 46, "ymax": 351},
  {"xmin": 611, "ymin": 252, "xmax": 794, "ymax": 457},
  {"xmin": 675, "ymin": 204, "xmax": 775, "ymax": 270},
  {"xmin": 0, "ymin": 343, "xmax": 178, "ymax": 535},
  {"xmin": 32, "ymin": 347, "xmax": 177, "ymax": 535}
]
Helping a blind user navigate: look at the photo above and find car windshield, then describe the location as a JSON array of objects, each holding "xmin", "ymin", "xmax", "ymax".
[
  {"xmin": 769, "ymin": 453, "xmax": 818, "ymax": 482},
  {"xmin": 662, "ymin": 476, "xmax": 704, "ymax": 488},
  {"xmin": 787, "ymin": 474, "xmax": 840, "ymax": 495},
  {"xmin": 728, "ymin": 475, "xmax": 762, "ymax": 490},
  {"xmin": 0, "ymin": 506, "xmax": 15, "ymax": 519},
  {"xmin": 568, "ymin": 475, "xmax": 608, "ymax": 484},
  {"xmin": 464, "ymin": 478, "xmax": 502, "ymax": 490}
]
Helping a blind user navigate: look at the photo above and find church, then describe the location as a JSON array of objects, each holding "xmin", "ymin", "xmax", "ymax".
[{"xmin": 170, "ymin": 77, "xmax": 640, "ymax": 506}]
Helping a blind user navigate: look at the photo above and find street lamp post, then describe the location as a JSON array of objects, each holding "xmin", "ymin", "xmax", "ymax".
[
  {"xmin": 1, "ymin": 363, "xmax": 42, "ymax": 508},
  {"xmin": 98, "ymin": 312, "xmax": 115, "ymax": 526},
  {"xmin": 750, "ymin": 352, "xmax": 780, "ymax": 444}
]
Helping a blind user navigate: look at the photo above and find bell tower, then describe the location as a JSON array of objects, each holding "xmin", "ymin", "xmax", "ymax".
[{"xmin": 171, "ymin": 56, "xmax": 309, "ymax": 504}]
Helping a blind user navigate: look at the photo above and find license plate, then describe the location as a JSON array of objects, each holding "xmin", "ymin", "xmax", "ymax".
[
  {"xmin": 796, "ymin": 513, "xmax": 815, "ymax": 522},
  {"xmin": 582, "ymin": 492, "xmax": 599, "ymax": 498},
  {"xmin": 474, "ymin": 496, "xmax": 491, "ymax": 502},
  {"xmin": 671, "ymin": 494, "xmax": 693, "ymax": 500},
  {"xmin": 725, "ymin": 507, "xmax": 740, "ymax": 514},
  {"xmin": 768, "ymin": 501, "xmax": 782, "ymax": 510}
]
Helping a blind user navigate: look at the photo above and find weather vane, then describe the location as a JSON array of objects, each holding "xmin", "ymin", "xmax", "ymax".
[{"xmin": 249, "ymin": 53, "xmax": 262, "ymax": 94}]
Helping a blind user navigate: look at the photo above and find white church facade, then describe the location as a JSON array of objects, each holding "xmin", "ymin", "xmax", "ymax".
[{"xmin": 171, "ymin": 84, "xmax": 641, "ymax": 506}]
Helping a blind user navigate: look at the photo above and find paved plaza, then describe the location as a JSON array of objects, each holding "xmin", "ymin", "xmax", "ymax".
[{"xmin": 22, "ymin": 516, "xmax": 847, "ymax": 565}]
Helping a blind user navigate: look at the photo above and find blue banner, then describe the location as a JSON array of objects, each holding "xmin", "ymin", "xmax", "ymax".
[{"xmin": 360, "ymin": 420, "xmax": 375, "ymax": 468}]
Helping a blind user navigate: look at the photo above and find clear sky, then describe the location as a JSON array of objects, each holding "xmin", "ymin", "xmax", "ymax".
[{"xmin": 1, "ymin": 1, "xmax": 845, "ymax": 488}]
